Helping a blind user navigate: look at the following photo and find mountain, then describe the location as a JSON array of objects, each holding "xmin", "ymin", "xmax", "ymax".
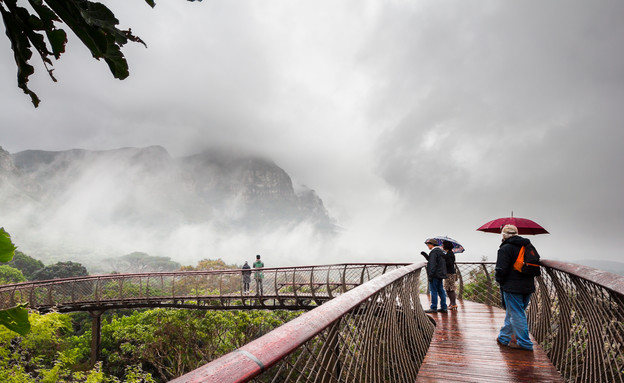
[{"xmin": 0, "ymin": 145, "xmax": 336, "ymax": 266}]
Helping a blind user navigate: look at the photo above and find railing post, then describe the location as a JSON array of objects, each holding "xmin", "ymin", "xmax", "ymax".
[
  {"xmin": 89, "ymin": 310, "xmax": 104, "ymax": 367},
  {"xmin": 457, "ymin": 266, "xmax": 464, "ymax": 299},
  {"xmin": 326, "ymin": 266, "xmax": 333, "ymax": 299},
  {"xmin": 481, "ymin": 264, "xmax": 494, "ymax": 305}
]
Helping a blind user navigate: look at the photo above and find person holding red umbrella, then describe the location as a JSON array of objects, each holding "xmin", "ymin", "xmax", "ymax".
[{"xmin": 494, "ymin": 224, "xmax": 538, "ymax": 351}]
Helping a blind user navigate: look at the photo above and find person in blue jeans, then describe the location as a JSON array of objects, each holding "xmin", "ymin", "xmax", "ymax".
[
  {"xmin": 495, "ymin": 224, "xmax": 537, "ymax": 351},
  {"xmin": 422, "ymin": 238, "xmax": 448, "ymax": 313}
]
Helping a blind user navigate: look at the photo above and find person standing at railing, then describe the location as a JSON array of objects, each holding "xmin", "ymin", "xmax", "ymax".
[
  {"xmin": 422, "ymin": 238, "xmax": 448, "ymax": 313},
  {"xmin": 442, "ymin": 240, "xmax": 458, "ymax": 310},
  {"xmin": 495, "ymin": 224, "xmax": 535, "ymax": 352},
  {"xmin": 242, "ymin": 261, "xmax": 251, "ymax": 295},
  {"xmin": 253, "ymin": 254, "xmax": 264, "ymax": 296}
]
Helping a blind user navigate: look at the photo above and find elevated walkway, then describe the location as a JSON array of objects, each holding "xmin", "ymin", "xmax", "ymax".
[{"xmin": 417, "ymin": 295, "xmax": 564, "ymax": 382}]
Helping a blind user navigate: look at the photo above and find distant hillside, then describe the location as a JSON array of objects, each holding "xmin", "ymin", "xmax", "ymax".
[{"xmin": 572, "ymin": 259, "xmax": 624, "ymax": 276}]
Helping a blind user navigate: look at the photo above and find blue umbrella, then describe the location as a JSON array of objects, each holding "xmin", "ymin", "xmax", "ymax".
[{"xmin": 433, "ymin": 236, "xmax": 465, "ymax": 253}]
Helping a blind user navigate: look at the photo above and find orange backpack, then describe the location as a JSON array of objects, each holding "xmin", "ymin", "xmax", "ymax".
[{"xmin": 513, "ymin": 244, "xmax": 541, "ymax": 276}]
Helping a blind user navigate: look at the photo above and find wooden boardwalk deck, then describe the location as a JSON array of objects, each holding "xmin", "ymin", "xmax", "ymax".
[{"xmin": 416, "ymin": 296, "xmax": 564, "ymax": 382}]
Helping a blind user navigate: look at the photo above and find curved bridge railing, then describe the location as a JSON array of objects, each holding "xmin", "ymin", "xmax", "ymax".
[
  {"xmin": 529, "ymin": 260, "xmax": 624, "ymax": 383},
  {"xmin": 0, "ymin": 263, "xmax": 407, "ymax": 313},
  {"xmin": 172, "ymin": 262, "xmax": 434, "ymax": 383},
  {"xmin": 174, "ymin": 261, "xmax": 624, "ymax": 383},
  {"xmin": 2, "ymin": 261, "xmax": 622, "ymax": 383}
]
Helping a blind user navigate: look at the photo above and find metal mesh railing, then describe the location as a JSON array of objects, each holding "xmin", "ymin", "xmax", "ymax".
[
  {"xmin": 528, "ymin": 260, "xmax": 624, "ymax": 383},
  {"xmin": 418, "ymin": 262, "xmax": 502, "ymax": 308},
  {"xmin": 171, "ymin": 262, "xmax": 434, "ymax": 383}
]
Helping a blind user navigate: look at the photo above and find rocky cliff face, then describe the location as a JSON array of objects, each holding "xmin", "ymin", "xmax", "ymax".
[{"xmin": 5, "ymin": 146, "xmax": 335, "ymax": 233}]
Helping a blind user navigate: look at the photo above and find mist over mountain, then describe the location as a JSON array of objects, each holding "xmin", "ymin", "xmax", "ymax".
[{"xmin": 0, "ymin": 145, "xmax": 337, "ymax": 269}]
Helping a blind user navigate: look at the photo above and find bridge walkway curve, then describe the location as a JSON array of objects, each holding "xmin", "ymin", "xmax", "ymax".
[{"xmin": 416, "ymin": 295, "xmax": 564, "ymax": 382}]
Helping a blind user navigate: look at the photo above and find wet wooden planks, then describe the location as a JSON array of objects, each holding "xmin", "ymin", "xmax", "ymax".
[{"xmin": 416, "ymin": 296, "xmax": 564, "ymax": 382}]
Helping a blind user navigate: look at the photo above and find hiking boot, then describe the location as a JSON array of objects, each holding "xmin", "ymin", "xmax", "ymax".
[{"xmin": 424, "ymin": 309, "xmax": 438, "ymax": 313}]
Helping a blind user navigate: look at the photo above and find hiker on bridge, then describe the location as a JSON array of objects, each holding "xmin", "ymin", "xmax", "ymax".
[
  {"xmin": 242, "ymin": 261, "xmax": 251, "ymax": 295},
  {"xmin": 423, "ymin": 238, "xmax": 448, "ymax": 313},
  {"xmin": 495, "ymin": 224, "xmax": 538, "ymax": 352},
  {"xmin": 253, "ymin": 254, "xmax": 264, "ymax": 295}
]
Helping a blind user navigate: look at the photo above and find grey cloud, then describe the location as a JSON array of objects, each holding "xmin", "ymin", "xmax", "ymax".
[{"xmin": 1, "ymin": 1, "xmax": 623, "ymax": 267}]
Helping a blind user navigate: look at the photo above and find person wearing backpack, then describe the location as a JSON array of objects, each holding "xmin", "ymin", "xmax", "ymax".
[{"xmin": 494, "ymin": 224, "xmax": 540, "ymax": 351}]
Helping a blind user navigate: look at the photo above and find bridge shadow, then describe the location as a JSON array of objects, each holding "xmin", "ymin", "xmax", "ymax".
[{"xmin": 416, "ymin": 295, "xmax": 563, "ymax": 382}]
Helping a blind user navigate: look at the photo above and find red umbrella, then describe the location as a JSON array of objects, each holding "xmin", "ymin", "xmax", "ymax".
[{"xmin": 477, "ymin": 213, "xmax": 549, "ymax": 235}]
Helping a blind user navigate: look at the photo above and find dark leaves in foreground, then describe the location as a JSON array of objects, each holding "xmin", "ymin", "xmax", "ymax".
[{"xmin": 0, "ymin": 0, "xmax": 202, "ymax": 107}]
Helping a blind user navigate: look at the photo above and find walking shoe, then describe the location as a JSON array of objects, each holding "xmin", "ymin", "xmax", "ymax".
[
  {"xmin": 507, "ymin": 342, "xmax": 533, "ymax": 352},
  {"xmin": 437, "ymin": 309, "xmax": 448, "ymax": 313},
  {"xmin": 424, "ymin": 309, "xmax": 437, "ymax": 313},
  {"xmin": 496, "ymin": 337, "xmax": 508, "ymax": 346}
]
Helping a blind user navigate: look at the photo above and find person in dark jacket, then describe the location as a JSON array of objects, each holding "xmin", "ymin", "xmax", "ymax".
[
  {"xmin": 241, "ymin": 261, "xmax": 251, "ymax": 295},
  {"xmin": 495, "ymin": 224, "xmax": 536, "ymax": 351},
  {"xmin": 423, "ymin": 238, "xmax": 448, "ymax": 313},
  {"xmin": 442, "ymin": 241, "xmax": 458, "ymax": 310}
]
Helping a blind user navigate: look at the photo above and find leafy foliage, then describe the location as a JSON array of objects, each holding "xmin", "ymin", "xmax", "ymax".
[
  {"xmin": 0, "ymin": 308, "xmax": 301, "ymax": 382},
  {"xmin": 108, "ymin": 252, "xmax": 181, "ymax": 273},
  {"xmin": 0, "ymin": 227, "xmax": 17, "ymax": 262},
  {"xmin": 0, "ymin": 227, "xmax": 30, "ymax": 336},
  {"xmin": 5, "ymin": 251, "xmax": 44, "ymax": 280},
  {"xmin": 31, "ymin": 260, "xmax": 88, "ymax": 281},
  {"xmin": 0, "ymin": 0, "xmax": 202, "ymax": 107},
  {"xmin": 99, "ymin": 309, "xmax": 300, "ymax": 381},
  {"xmin": 0, "ymin": 264, "xmax": 26, "ymax": 284},
  {"xmin": 0, "ymin": 304, "xmax": 30, "ymax": 336},
  {"xmin": 0, "ymin": 312, "xmax": 154, "ymax": 381},
  {"xmin": 181, "ymin": 258, "xmax": 240, "ymax": 271}
]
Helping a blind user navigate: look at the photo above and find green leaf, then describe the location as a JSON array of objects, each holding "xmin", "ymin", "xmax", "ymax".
[
  {"xmin": 0, "ymin": 228, "xmax": 17, "ymax": 262},
  {"xmin": 0, "ymin": 304, "xmax": 31, "ymax": 336}
]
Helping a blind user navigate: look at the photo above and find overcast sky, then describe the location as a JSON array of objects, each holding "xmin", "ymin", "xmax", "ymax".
[{"xmin": 1, "ymin": 0, "xmax": 623, "ymax": 267}]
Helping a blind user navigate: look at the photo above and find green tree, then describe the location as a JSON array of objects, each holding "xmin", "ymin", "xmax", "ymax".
[
  {"xmin": 109, "ymin": 252, "xmax": 181, "ymax": 273},
  {"xmin": 99, "ymin": 308, "xmax": 300, "ymax": 381},
  {"xmin": 6, "ymin": 251, "xmax": 44, "ymax": 280},
  {"xmin": 181, "ymin": 258, "xmax": 239, "ymax": 271},
  {"xmin": 0, "ymin": 0, "xmax": 201, "ymax": 107},
  {"xmin": 0, "ymin": 264, "xmax": 26, "ymax": 284},
  {"xmin": 31, "ymin": 261, "xmax": 88, "ymax": 281},
  {"xmin": 0, "ymin": 311, "xmax": 155, "ymax": 382}
]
